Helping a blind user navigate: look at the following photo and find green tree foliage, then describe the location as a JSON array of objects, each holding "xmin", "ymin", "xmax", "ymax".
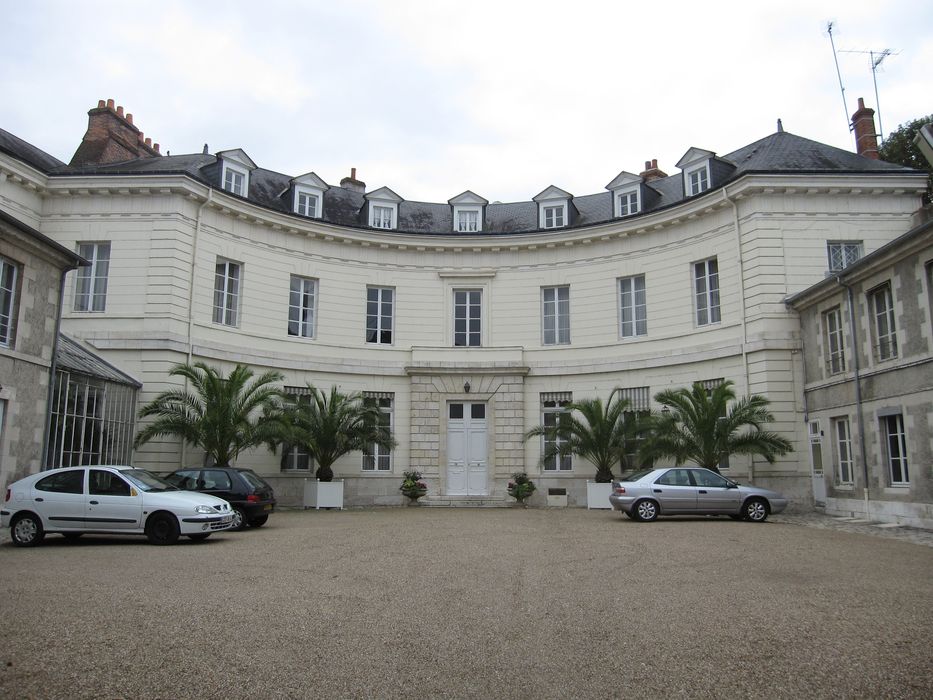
[
  {"xmin": 639, "ymin": 380, "xmax": 792, "ymax": 474},
  {"xmin": 135, "ymin": 362, "xmax": 286, "ymax": 467},
  {"xmin": 879, "ymin": 115, "xmax": 933, "ymax": 198},
  {"xmin": 279, "ymin": 385, "xmax": 396, "ymax": 482}
]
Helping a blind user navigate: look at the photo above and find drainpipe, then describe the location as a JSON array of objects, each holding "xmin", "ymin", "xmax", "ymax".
[
  {"xmin": 40, "ymin": 267, "xmax": 74, "ymax": 470},
  {"xmin": 722, "ymin": 187, "xmax": 752, "ymax": 479},
  {"xmin": 838, "ymin": 278, "xmax": 870, "ymax": 518}
]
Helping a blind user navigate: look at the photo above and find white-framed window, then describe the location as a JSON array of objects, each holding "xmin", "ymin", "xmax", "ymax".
[
  {"xmin": 827, "ymin": 241, "xmax": 863, "ymax": 272},
  {"xmin": 686, "ymin": 164, "xmax": 710, "ymax": 195},
  {"xmin": 694, "ymin": 258, "xmax": 721, "ymax": 326},
  {"xmin": 371, "ymin": 205, "xmax": 394, "ymax": 229},
  {"xmin": 288, "ymin": 275, "xmax": 317, "ymax": 338},
  {"xmin": 832, "ymin": 416, "xmax": 854, "ymax": 485},
  {"xmin": 222, "ymin": 163, "xmax": 248, "ymax": 197},
  {"xmin": 366, "ymin": 286, "xmax": 394, "ymax": 344},
  {"xmin": 363, "ymin": 393, "xmax": 393, "ymax": 471},
  {"xmin": 881, "ymin": 413, "xmax": 909, "ymax": 485},
  {"xmin": 543, "ymin": 205, "xmax": 566, "ymax": 229},
  {"xmin": 0, "ymin": 255, "xmax": 19, "ymax": 347},
  {"xmin": 868, "ymin": 283, "xmax": 897, "ymax": 361},
  {"xmin": 617, "ymin": 386, "xmax": 651, "ymax": 470},
  {"xmin": 617, "ymin": 189, "xmax": 640, "ymax": 217},
  {"xmin": 213, "ymin": 258, "xmax": 241, "ymax": 327},
  {"xmin": 541, "ymin": 393, "xmax": 572, "ymax": 471},
  {"xmin": 453, "ymin": 289, "xmax": 482, "ymax": 347},
  {"xmin": 542, "ymin": 286, "xmax": 570, "ymax": 345},
  {"xmin": 281, "ymin": 389, "xmax": 313, "ymax": 471},
  {"xmin": 823, "ymin": 306, "xmax": 846, "ymax": 375},
  {"xmin": 456, "ymin": 209, "xmax": 480, "ymax": 232},
  {"xmin": 74, "ymin": 242, "xmax": 110, "ymax": 312},
  {"xmin": 619, "ymin": 275, "xmax": 647, "ymax": 338},
  {"xmin": 296, "ymin": 191, "xmax": 319, "ymax": 218},
  {"xmin": 808, "ymin": 420, "xmax": 823, "ymax": 476}
]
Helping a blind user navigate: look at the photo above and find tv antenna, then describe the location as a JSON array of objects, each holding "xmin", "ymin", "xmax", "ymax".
[
  {"xmin": 839, "ymin": 48, "xmax": 898, "ymax": 143},
  {"xmin": 826, "ymin": 22, "xmax": 851, "ymax": 134}
]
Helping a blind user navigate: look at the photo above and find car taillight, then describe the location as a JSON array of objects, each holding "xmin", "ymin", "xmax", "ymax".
[
  {"xmin": 614, "ymin": 486, "xmax": 626, "ymax": 494},
  {"xmin": 246, "ymin": 494, "xmax": 260, "ymax": 503},
  {"xmin": 4, "ymin": 488, "xmax": 9, "ymax": 502}
]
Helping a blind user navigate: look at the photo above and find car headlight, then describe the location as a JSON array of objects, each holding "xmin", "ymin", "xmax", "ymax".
[{"xmin": 194, "ymin": 505, "xmax": 216, "ymax": 514}]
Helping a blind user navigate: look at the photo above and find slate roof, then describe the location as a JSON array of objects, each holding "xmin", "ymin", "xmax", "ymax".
[
  {"xmin": 0, "ymin": 127, "xmax": 920, "ymax": 237},
  {"xmin": 56, "ymin": 334, "xmax": 142, "ymax": 387}
]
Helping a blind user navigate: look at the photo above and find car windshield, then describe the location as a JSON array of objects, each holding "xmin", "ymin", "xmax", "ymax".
[
  {"xmin": 121, "ymin": 469, "xmax": 179, "ymax": 492},
  {"xmin": 619, "ymin": 469, "xmax": 654, "ymax": 482},
  {"xmin": 238, "ymin": 470, "xmax": 269, "ymax": 490}
]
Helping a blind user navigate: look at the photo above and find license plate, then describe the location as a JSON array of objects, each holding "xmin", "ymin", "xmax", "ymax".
[{"xmin": 263, "ymin": 504, "xmax": 272, "ymax": 511}]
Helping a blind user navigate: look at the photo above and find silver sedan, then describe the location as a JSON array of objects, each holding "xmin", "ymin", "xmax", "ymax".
[{"xmin": 609, "ymin": 467, "xmax": 788, "ymax": 522}]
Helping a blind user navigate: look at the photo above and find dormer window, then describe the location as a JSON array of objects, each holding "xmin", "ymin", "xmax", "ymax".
[
  {"xmin": 618, "ymin": 190, "xmax": 639, "ymax": 216},
  {"xmin": 458, "ymin": 210, "xmax": 479, "ymax": 232},
  {"xmin": 686, "ymin": 164, "xmax": 710, "ymax": 195},
  {"xmin": 216, "ymin": 149, "xmax": 256, "ymax": 199},
  {"xmin": 676, "ymin": 148, "xmax": 722, "ymax": 198},
  {"xmin": 365, "ymin": 186, "xmax": 403, "ymax": 231},
  {"xmin": 533, "ymin": 186, "xmax": 573, "ymax": 230},
  {"xmin": 297, "ymin": 192, "xmax": 319, "ymax": 217},
  {"xmin": 290, "ymin": 173, "xmax": 328, "ymax": 220},
  {"xmin": 606, "ymin": 171, "xmax": 645, "ymax": 218},
  {"xmin": 449, "ymin": 191, "xmax": 487, "ymax": 233}
]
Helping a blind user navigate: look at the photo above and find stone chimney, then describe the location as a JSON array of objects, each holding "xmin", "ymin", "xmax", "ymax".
[
  {"xmin": 340, "ymin": 167, "xmax": 366, "ymax": 193},
  {"xmin": 639, "ymin": 159, "xmax": 668, "ymax": 183},
  {"xmin": 851, "ymin": 97, "xmax": 879, "ymax": 160},
  {"xmin": 69, "ymin": 99, "xmax": 162, "ymax": 166}
]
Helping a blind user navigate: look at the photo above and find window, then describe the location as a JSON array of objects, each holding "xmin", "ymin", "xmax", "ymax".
[
  {"xmin": 281, "ymin": 390, "xmax": 313, "ymax": 471},
  {"xmin": 541, "ymin": 393, "xmax": 572, "ymax": 471},
  {"xmin": 35, "ymin": 469, "xmax": 84, "ymax": 494},
  {"xmin": 454, "ymin": 289, "xmax": 482, "ymax": 347},
  {"xmin": 616, "ymin": 386, "xmax": 650, "ymax": 469},
  {"xmin": 371, "ymin": 205, "xmax": 394, "ymax": 229},
  {"xmin": 0, "ymin": 255, "xmax": 19, "ymax": 347},
  {"xmin": 543, "ymin": 205, "xmax": 565, "ymax": 229},
  {"xmin": 827, "ymin": 241, "xmax": 863, "ymax": 272},
  {"xmin": 296, "ymin": 192, "xmax": 319, "ymax": 218},
  {"xmin": 691, "ymin": 469, "xmax": 731, "ymax": 488},
  {"xmin": 686, "ymin": 165, "xmax": 710, "ymax": 195},
  {"xmin": 694, "ymin": 258, "xmax": 721, "ymax": 326},
  {"xmin": 363, "ymin": 393, "xmax": 393, "ymax": 471},
  {"xmin": 869, "ymin": 283, "xmax": 897, "ymax": 361},
  {"xmin": 89, "ymin": 469, "xmax": 131, "ymax": 497},
  {"xmin": 832, "ymin": 417, "xmax": 854, "ymax": 485},
  {"xmin": 808, "ymin": 421, "xmax": 823, "ymax": 476},
  {"xmin": 619, "ymin": 275, "xmax": 647, "ymax": 338},
  {"xmin": 823, "ymin": 306, "xmax": 846, "ymax": 374},
  {"xmin": 213, "ymin": 259, "xmax": 241, "ymax": 326},
  {"xmin": 657, "ymin": 469, "xmax": 692, "ymax": 486},
  {"xmin": 288, "ymin": 275, "xmax": 317, "ymax": 338},
  {"xmin": 457, "ymin": 210, "xmax": 480, "ymax": 232},
  {"xmin": 222, "ymin": 165, "xmax": 246, "ymax": 196},
  {"xmin": 881, "ymin": 414, "xmax": 909, "ymax": 485},
  {"xmin": 618, "ymin": 190, "xmax": 639, "ymax": 217},
  {"xmin": 366, "ymin": 287, "xmax": 394, "ymax": 344},
  {"xmin": 542, "ymin": 286, "xmax": 570, "ymax": 345},
  {"xmin": 74, "ymin": 242, "xmax": 110, "ymax": 312}
]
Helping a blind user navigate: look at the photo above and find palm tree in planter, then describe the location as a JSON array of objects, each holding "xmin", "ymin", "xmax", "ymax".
[
  {"xmin": 524, "ymin": 389, "xmax": 647, "ymax": 483},
  {"xmin": 134, "ymin": 362, "xmax": 287, "ymax": 467},
  {"xmin": 639, "ymin": 380, "xmax": 792, "ymax": 474},
  {"xmin": 280, "ymin": 385, "xmax": 396, "ymax": 483}
]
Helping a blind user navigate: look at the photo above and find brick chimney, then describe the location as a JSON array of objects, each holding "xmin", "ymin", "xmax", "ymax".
[
  {"xmin": 340, "ymin": 167, "xmax": 366, "ymax": 193},
  {"xmin": 851, "ymin": 97, "xmax": 879, "ymax": 160},
  {"xmin": 639, "ymin": 159, "xmax": 668, "ymax": 182},
  {"xmin": 69, "ymin": 99, "xmax": 162, "ymax": 166}
]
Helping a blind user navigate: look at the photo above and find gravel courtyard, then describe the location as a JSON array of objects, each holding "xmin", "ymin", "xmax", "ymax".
[{"xmin": 1, "ymin": 508, "xmax": 931, "ymax": 699}]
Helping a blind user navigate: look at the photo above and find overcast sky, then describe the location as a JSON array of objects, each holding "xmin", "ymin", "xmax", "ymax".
[{"xmin": 1, "ymin": 0, "xmax": 930, "ymax": 203}]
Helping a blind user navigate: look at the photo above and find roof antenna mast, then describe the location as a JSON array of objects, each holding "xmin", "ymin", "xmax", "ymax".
[
  {"xmin": 840, "ymin": 48, "xmax": 897, "ymax": 144},
  {"xmin": 826, "ymin": 22, "xmax": 851, "ymax": 134}
]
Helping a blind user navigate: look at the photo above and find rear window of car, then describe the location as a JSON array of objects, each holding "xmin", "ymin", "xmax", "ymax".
[
  {"xmin": 35, "ymin": 469, "xmax": 84, "ymax": 494},
  {"xmin": 238, "ymin": 470, "xmax": 269, "ymax": 490},
  {"xmin": 619, "ymin": 469, "xmax": 654, "ymax": 483}
]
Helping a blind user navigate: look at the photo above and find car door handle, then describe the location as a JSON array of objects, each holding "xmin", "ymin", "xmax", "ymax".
[
  {"xmin": 34, "ymin": 497, "xmax": 44, "ymax": 502},
  {"xmin": 698, "ymin": 490, "xmax": 707, "ymax": 494},
  {"xmin": 89, "ymin": 500, "xmax": 99, "ymax": 505},
  {"xmin": 653, "ymin": 489, "xmax": 662, "ymax": 493}
]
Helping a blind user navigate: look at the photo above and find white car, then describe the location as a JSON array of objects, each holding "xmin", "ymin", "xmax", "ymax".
[{"xmin": 1, "ymin": 466, "xmax": 234, "ymax": 546}]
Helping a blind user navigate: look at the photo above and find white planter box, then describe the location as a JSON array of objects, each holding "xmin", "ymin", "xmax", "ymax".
[
  {"xmin": 303, "ymin": 479, "xmax": 344, "ymax": 509},
  {"xmin": 586, "ymin": 481, "xmax": 613, "ymax": 510},
  {"xmin": 547, "ymin": 494, "xmax": 569, "ymax": 507}
]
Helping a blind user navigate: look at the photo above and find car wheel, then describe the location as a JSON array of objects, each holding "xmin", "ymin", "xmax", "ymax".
[
  {"xmin": 743, "ymin": 498, "xmax": 770, "ymax": 523},
  {"xmin": 230, "ymin": 507, "xmax": 247, "ymax": 531},
  {"xmin": 633, "ymin": 499, "xmax": 659, "ymax": 522},
  {"xmin": 11, "ymin": 513, "xmax": 45, "ymax": 547},
  {"xmin": 249, "ymin": 515, "xmax": 269, "ymax": 528},
  {"xmin": 188, "ymin": 533, "xmax": 211, "ymax": 542},
  {"xmin": 145, "ymin": 512, "xmax": 180, "ymax": 545}
]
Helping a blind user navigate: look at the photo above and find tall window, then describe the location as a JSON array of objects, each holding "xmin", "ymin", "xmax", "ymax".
[
  {"xmin": 372, "ymin": 206, "xmax": 393, "ymax": 229},
  {"xmin": 457, "ymin": 210, "xmax": 479, "ymax": 232},
  {"xmin": 832, "ymin": 417, "xmax": 854, "ymax": 485},
  {"xmin": 363, "ymin": 393, "xmax": 393, "ymax": 471},
  {"xmin": 694, "ymin": 258, "xmax": 720, "ymax": 326},
  {"xmin": 541, "ymin": 393, "xmax": 572, "ymax": 471},
  {"xmin": 223, "ymin": 167, "xmax": 245, "ymax": 196},
  {"xmin": 0, "ymin": 255, "xmax": 18, "ymax": 347},
  {"xmin": 213, "ymin": 259, "xmax": 241, "ymax": 326},
  {"xmin": 808, "ymin": 421, "xmax": 823, "ymax": 476},
  {"xmin": 543, "ymin": 205, "xmax": 565, "ymax": 229},
  {"xmin": 366, "ymin": 287, "xmax": 394, "ymax": 344},
  {"xmin": 687, "ymin": 166, "xmax": 709, "ymax": 195},
  {"xmin": 454, "ymin": 290, "xmax": 482, "ymax": 347},
  {"xmin": 869, "ymin": 283, "xmax": 897, "ymax": 361},
  {"xmin": 618, "ymin": 190, "xmax": 639, "ymax": 216},
  {"xmin": 296, "ymin": 192, "xmax": 319, "ymax": 218},
  {"xmin": 281, "ymin": 390, "xmax": 313, "ymax": 471},
  {"xmin": 288, "ymin": 275, "xmax": 317, "ymax": 338},
  {"xmin": 827, "ymin": 241, "xmax": 862, "ymax": 272},
  {"xmin": 823, "ymin": 306, "xmax": 846, "ymax": 374},
  {"xmin": 542, "ymin": 286, "xmax": 570, "ymax": 345},
  {"xmin": 619, "ymin": 275, "xmax": 647, "ymax": 338},
  {"xmin": 616, "ymin": 386, "xmax": 651, "ymax": 470},
  {"xmin": 881, "ymin": 414, "xmax": 909, "ymax": 485},
  {"xmin": 74, "ymin": 242, "xmax": 111, "ymax": 312}
]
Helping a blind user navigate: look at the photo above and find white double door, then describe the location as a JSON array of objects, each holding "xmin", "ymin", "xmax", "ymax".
[{"xmin": 446, "ymin": 402, "xmax": 488, "ymax": 496}]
